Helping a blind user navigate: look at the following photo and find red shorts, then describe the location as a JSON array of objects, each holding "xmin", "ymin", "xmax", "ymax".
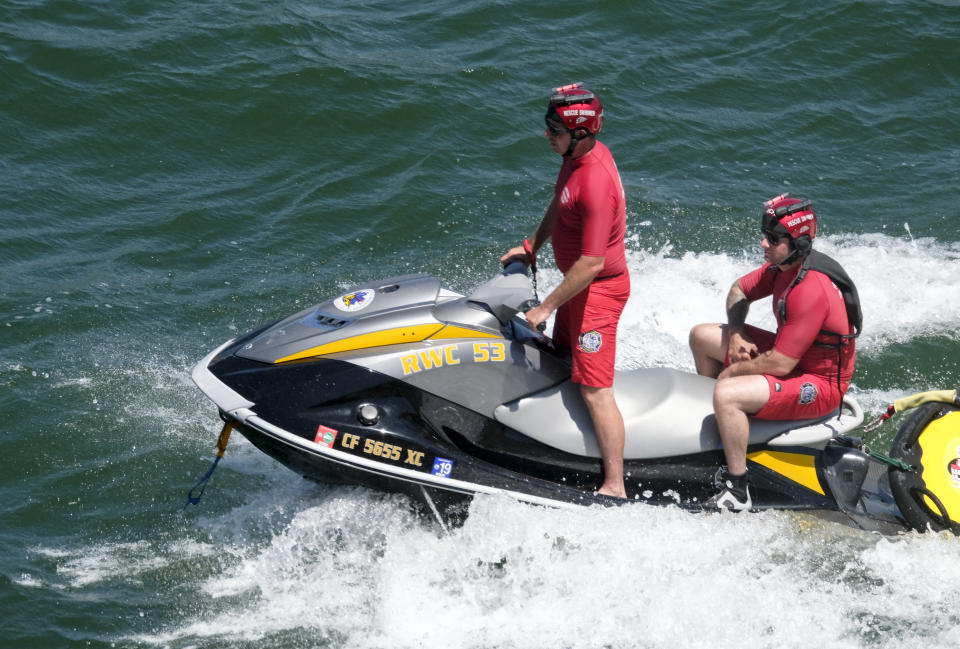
[
  {"xmin": 553, "ymin": 273, "xmax": 630, "ymax": 388},
  {"xmin": 733, "ymin": 325, "xmax": 841, "ymax": 420}
]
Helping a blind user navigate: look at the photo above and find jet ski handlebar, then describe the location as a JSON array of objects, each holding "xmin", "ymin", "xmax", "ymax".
[
  {"xmin": 499, "ymin": 258, "xmax": 546, "ymax": 331},
  {"xmin": 465, "ymin": 260, "xmax": 545, "ymax": 331},
  {"xmin": 501, "ymin": 258, "xmax": 529, "ymax": 277}
]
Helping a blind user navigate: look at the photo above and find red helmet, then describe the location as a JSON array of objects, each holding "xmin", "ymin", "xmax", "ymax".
[
  {"xmin": 545, "ymin": 83, "xmax": 603, "ymax": 135},
  {"xmin": 761, "ymin": 194, "xmax": 817, "ymax": 241}
]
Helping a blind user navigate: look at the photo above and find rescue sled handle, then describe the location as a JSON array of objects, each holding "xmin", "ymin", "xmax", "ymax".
[
  {"xmin": 864, "ymin": 388, "xmax": 960, "ymax": 434},
  {"xmin": 895, "ymin": 389, "xmax": 959, "ymax": 412}
]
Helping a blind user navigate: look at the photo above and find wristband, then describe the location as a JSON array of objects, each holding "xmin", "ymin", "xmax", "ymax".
[{"xmin": 523, "ymin": 238, "xmax": 536, "ymax": 268}]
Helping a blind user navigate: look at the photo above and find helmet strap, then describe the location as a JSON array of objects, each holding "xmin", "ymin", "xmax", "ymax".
[
  {"xmin": 563, "ymin": 130, "xmax": 593, "ymax": 157},
  {"xmin": 779, "ymin": 236, "xmax": 811, "ymax": 267},
  {"xmin": 779, "ymin": 247, "xmax": 802, "ymax": 267}
]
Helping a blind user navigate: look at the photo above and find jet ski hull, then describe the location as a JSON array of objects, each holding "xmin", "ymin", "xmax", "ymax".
[
  {"xmin": 194, "ymin": 339, "xmax": 909, "ymax": 533},
  {"xmin": 192, "ymin": 270, "xmax": 959, "ymax": 535}
]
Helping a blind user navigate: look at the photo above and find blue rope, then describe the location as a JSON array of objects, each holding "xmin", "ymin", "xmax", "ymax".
[
  {"xmin": 183, "ymin": 422, "xmax": 232, "ymax": 509},
  {"xmin": 184, "ymin": 456, "xmax": 223, "ymax": 508}
]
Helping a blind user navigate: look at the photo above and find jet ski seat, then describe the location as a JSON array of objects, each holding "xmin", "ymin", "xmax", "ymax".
[{"xmin": 494, "ymin": 367, "xmax": 860, "ymax": 460}]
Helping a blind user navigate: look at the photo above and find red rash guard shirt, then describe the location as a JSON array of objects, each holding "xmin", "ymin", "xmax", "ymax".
[
  {"xmin": 738, "ymin": 263, "xmax": 856, "ymax": 388},
  {"xmin": 551, "ymin": 141, "xmax": 627, "ymax": 276}
]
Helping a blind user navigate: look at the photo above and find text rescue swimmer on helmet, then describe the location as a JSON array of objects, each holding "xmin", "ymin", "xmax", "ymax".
[
  {"xmin": 761, "ymin": 194, "xmax": 815, "ymax": 238},
  {"xmin": 545, "ymin": 82, "xmax": 603, "ymax": 156},
  {"xmin": 761, "ymin": 194, "xmax": 816, "ymax": 264}
]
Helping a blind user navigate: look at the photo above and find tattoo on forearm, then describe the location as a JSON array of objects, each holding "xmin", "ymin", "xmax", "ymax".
[{"xmin": 726, "ymin": 284, "xmax": 749, "ymax": 329}]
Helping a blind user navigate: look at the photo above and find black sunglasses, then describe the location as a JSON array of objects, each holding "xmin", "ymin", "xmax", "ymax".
[
  {"xmin": 545, "ymin": 118, "xmax": 568, "ymax": 136},
  {"xmin": 763, "ymin": 230, "xmax": 789, "ymax": 245}
]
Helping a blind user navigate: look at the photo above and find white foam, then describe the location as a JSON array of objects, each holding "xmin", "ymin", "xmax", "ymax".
[
  {"xmin": 38, "ymin": 541, "xmax": 169, "ymax": 588},
  {"xmin": 139, "ymin": 492, "xmax": 960, "ymax": 649},
  {"xmin": 13, "ymin": 573, "xmax": 45, "ymax": 588}
]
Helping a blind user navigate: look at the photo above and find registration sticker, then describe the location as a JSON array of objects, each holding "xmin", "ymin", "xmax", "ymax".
[
  {"xmin": 431, "ymin": 457, "xmax": 454, "ymax": 478},
  {"xmin": 315, "ymin": 425, "xmax": 338, "ymax": 447}
]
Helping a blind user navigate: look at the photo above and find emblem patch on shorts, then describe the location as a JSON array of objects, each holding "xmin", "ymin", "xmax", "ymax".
[
  {"xmin": 774, "ymin": 382, "xmax": 782, "ymax": 393},
  {"xmin": 798, "ymin": 382, "xmax": 818, "ymax": 405},
  {"xmin": 578, "ymin": 330, "xmax": 602, "ymax": 353}
]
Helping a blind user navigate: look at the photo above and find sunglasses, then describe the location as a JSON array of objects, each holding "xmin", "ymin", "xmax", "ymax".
[
  {"xmin": 545, "ymin": 119, "xmax": 568, "ymax": 136},
  {"xmin": 763, "ymin": 230, "xmax": 789, "ymax": 246}
]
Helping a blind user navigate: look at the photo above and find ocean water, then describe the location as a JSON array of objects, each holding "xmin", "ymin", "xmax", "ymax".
[{"xmin": 2, "ymin": 1, "xmax": 959, "ymax": 647}]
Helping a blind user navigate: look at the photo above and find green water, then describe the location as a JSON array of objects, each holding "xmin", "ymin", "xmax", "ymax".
[{"xmin": 2, "ymin": 1, "xmax": 959, "ymax": 647}]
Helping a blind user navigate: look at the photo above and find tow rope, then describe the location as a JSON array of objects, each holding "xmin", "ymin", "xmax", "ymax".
[
  {"xmin": 183, "ymin": 421, "xmax": 233, "ymax": 508},
  {"xmin": 863, "ymin": 446, "xmax": 914, "ymax": 473}
]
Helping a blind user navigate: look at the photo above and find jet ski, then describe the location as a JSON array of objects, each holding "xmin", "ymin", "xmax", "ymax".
[{"xmin": 191, "ymin": 262, "xmax": 960, "ymax": 535}]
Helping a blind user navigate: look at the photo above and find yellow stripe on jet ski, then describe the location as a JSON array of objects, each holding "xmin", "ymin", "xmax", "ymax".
[
  {"xmin": 274, "ymin": 324, "xmax": 445, "ymax": 363},
  {"xmin": 428, "ymin": 324, "xmax": 503, "ymax": 340},
  {"xmin": 916, "ymin": 410, "xmax": 960, "ymax": 521},
  {"xmin": 747, "ymin": 450, "xmax": 824, "ymax": 495}
]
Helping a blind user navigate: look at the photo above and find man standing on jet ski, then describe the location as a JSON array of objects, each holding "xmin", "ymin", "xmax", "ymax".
[
  {"xmin": 501, "ymin": 83, "xmax": 631, "ymax": 499},
  {"xmin": 689, "ymin": 195, "xmax": 859, "ymax": 511}
]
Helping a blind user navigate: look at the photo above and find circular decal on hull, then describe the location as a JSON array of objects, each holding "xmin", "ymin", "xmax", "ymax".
[
  {"xmin": 334, "ymin": 288, "xmax": 375, "ymax": 312},
  {"xmin": 949, "ymin": 457, "xmax": 960, "ymax": 489}
]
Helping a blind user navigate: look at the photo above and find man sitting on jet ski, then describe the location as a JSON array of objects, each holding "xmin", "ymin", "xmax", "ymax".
[
  {"xmin": 688, "ymin": 194, "xmax": 860, "ymax": 511},
  {"xmin": 501, "ymin": 83, "xmax": 631, "ymax": 499}
]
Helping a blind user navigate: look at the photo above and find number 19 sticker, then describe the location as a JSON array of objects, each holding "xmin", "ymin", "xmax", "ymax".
[{"xmin": 431, "ymin": 457, "xmax": 454, "ymax": 478}]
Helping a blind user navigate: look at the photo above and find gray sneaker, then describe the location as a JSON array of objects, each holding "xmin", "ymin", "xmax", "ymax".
[{"xmin": 704, "ymin": 471, "xmax": 753, "ymax": 512}]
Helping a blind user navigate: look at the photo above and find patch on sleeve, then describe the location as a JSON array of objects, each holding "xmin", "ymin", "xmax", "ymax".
[
  {"xmin": 578, "ymin": 330, "xmax": 602, "ymax": 353},
  {"xmin": 798, "ymin": 382, "xmax": 818, "ymax": 405}
]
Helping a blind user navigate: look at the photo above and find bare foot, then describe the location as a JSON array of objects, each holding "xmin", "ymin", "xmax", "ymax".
[{"xmin": 596, "ymin": 484, "xmax": 627, "ymax": 499}]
